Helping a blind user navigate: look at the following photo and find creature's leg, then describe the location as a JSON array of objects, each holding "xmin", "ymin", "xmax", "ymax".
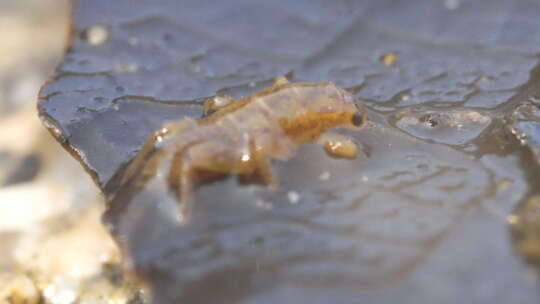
[
  {"xmin": 170, "ymin": 141, "xmax": 240, "ymax": 220},
  {"xmin": 177, "ymin": 158, "xmax": 196, "ymax": 220},
  {"xmin": 189, "ymin": 139, "xmax": 276, "ymax": 187},
  {"xmin": 317, "ymin": 132, "xmax": 359, "ymax": 159},
  {"xmin": 169, "ymin": 139, "xmax": 279, "ymax": 220},
  {"xmin": 168, "ymin": 148, "xmax": 196, "ymax": 221},
  {"xmin": 248, "ymin": 138, "xmax": 277, "ymax": 188}
]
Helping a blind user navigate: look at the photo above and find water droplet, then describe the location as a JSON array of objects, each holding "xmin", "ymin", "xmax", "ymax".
[
  {"xmin": 319, "ymin": 171, "xmax": 331, "ymax": 181},
  {"xmin": 81, "ymin": 25, "xmax": 108, "ymax": 45},
  {"xmin": 255, "ymin": 199, "xmax": 273, "ymax": 210},
  {"xmin": 401, "ymin": 94, "xmax": 411, "ymax": 102},
  {"xmin": 287, "ymin": 191, "xmax": 300, "ymax": 204},
  {"xmin": 395, "ymin": 109, "xmax": 491, "ymax": 145},
  {"xmin": 323, "ymin": 138, "xmax": 358, "ymax": 159}
]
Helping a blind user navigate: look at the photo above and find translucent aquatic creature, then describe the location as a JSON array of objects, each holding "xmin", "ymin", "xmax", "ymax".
[{"xmin": 122, "ymin": 77, "xmax": 368, "ymax": 219}]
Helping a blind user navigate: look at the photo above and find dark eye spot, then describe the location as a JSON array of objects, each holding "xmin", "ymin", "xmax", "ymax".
[{"xmin": 352, "ymin": 112, "xmax": 365, "ymax": 127}]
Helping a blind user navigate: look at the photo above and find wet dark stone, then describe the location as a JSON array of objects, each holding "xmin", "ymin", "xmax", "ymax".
[
  {"xmin": 38, "ymin": 0, "xmax": 540, "ymax": 303},
  {"xmin": 39, "ymin": 0, "xmax": 540, "ymax": 189}
]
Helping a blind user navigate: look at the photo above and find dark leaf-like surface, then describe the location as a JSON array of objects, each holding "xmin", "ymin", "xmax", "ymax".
[{"xmin": 38, "ymin": 0, "xmax": 540, "ymax": 303}]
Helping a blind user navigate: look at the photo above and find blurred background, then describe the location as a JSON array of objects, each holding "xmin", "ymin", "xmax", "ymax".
[{"xmin": 0, "ymin": 1, "xmax": 138, "ymax": 303}]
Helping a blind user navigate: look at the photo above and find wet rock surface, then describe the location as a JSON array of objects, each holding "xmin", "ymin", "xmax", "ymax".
[{"xmin": 38, "ymin": 0, "xmax": 540, "ymax": 303}]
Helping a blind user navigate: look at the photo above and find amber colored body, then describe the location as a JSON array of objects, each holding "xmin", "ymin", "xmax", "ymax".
[{"xmin": 123, "ymin": 78, "xmax": 367, "ymax": 219}]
